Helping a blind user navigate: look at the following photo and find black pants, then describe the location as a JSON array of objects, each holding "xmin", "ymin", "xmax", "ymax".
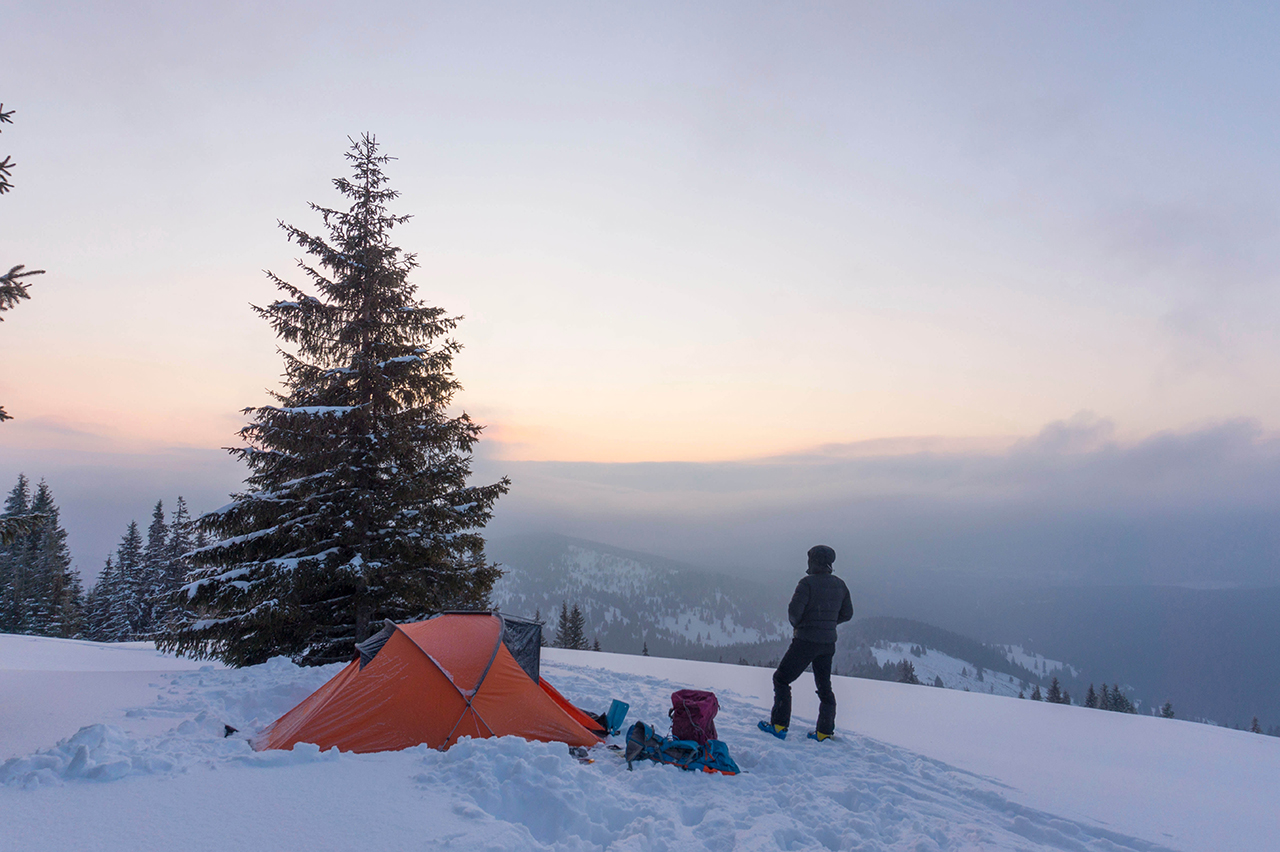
[{"xmin": 770, "ymin": 639, "xmax": 837, "ymax": 735}]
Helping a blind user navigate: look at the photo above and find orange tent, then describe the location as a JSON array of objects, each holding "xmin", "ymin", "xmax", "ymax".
[{"xmin": 254, "ymin": 612, "xmax": 604, "ymax": 753}]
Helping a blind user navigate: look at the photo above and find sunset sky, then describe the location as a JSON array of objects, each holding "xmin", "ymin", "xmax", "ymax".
[{"xmin": 4, "ymin": 2, "xmax": 1280, "ymax": 577}]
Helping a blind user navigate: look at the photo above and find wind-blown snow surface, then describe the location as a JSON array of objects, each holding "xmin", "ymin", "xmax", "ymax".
[{"xmin": 2, "ymin": 636, "xmax": 1277, "ymax": 851}]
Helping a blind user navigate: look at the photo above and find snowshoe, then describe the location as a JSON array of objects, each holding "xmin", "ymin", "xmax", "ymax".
[
  {"xmin": 757, "ymin": 720, "xmax": 787, "ymax": 740},
  {"xmin": 806, "ymin": 730, "xmax": 834, "ymax": 742}
]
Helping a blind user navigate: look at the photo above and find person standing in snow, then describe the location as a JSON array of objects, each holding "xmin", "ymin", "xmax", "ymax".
[{"xmin": 759, "ymin": 544, "xmax": 853, "ymax": 742}]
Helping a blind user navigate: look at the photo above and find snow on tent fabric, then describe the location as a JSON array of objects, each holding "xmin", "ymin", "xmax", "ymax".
[{"xmin": 254, "ymin": 612, "xmax": 604, "ymax": 753}]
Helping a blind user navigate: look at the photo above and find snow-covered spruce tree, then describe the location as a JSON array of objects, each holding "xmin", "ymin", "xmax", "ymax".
[
  {"xmin": 0, "ymin": 475, "xmax": 77, "ymax": 635},
  {"xmin": 83, "ymin": 521, "xmax": 146, "ymax": 641},
  {"xmin": 0, "ymin": 474, "xmax": 33, "ymax": 631},
  {"xmin": 81, "ymin": 565, "xmax": 106, "ymax": 640},
  {"xmin": 115, "ymin": 522, "xmax": 145, "ymax": 637},
  {"xmin": 160, "ymin": 135, "xmax": 509, "ymax": 667},
  {"xmin": 140, "ymin": 500, "xmax": 169, "ymax": 635},
  {"xmin": 152, "ymin": 497, "xmax": 194, "ymax": 633},
  {"xmin": 24, "ymin": 481, "xmax": 83, "ymax": 637},
  {"xmin": 85, "ymin": 551, "xmax": 132, "ymax": 642},
  {"xmin": 85, "ymin": 554, "xmax": 130, "ymax": 641}
]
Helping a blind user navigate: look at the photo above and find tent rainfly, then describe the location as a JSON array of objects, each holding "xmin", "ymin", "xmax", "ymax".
[{"xmin": 254, "ymin": 612, "xmax": 605, "ymax": 753}]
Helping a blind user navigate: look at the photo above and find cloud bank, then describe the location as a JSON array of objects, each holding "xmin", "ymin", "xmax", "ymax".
[
  {"xmin": 478, "ymin": 414, "xmax": 1280, "ymax": 586},
  {"xmin": 4, "ymin": 414, "xmax": 1277, "ymax": 588}
]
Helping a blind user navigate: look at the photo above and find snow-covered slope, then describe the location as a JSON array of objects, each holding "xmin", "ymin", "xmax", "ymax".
[
  {"xmin": 869, "ymin": 643, "xmax": 1022, "ymax": 696},
  {"xmin": 2, "ymin": 634, "xmax": 1277, "ymax": 851},
  {"xmin": 865, "ymin": 642, "xmax": 1084, "ymax": 698},
  {"xmin": 490, "ymin": 534, "xmax": 789, "ymax": 652},
  {"xmin": 999, "ymin": 644, "xmax": 1078, "ymax": 680}
]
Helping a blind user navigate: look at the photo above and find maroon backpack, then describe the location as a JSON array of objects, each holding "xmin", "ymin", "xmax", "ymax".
[{"xmin": 669, "ymin": 689, "xmax": 719, "ymax": 746}]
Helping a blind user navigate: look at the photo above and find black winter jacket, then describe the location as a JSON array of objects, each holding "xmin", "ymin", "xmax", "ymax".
[{"xmin": 787, "ymin": 564, "xmax": 853, "ymax": 645}]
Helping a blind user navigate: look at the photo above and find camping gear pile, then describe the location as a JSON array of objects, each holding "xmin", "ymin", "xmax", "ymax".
[{"xmin": 624, "ymin": 689, "xmax": 740, "ymax": 775}]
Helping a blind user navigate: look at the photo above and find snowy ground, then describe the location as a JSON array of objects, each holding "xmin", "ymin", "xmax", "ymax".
[
  {"xmin": 0, "ymin": 635, "xmax": 220, "ymax": 762},
  {"xmin": 2, "ymin": 635, "xmax": 1277, "ymax": 851}
]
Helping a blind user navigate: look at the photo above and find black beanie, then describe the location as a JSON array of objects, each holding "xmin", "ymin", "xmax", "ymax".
[{"xmin": 807, "ymin": 545, "xmax": 836, "ymax": 567}]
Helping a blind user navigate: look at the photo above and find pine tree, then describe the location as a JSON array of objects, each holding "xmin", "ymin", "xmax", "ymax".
[
  {"xmin": 25, "ymin": 481, "xmax": 82, "ymax": 637},
  {"xmin": 84, "ymin": 521, "xmax": 146, "ymax": 641},
  {"xmin": 1250, "ymin": 717, "xmax": 1262, "ymax": 734},
  {"xmin": 0, "ymin": 267, "xmax": 42, "ymax": 421},
  {"xmin": 532, "ymin": 607, "xmax": 549, "ymax": 647},
  {"xmin": 0, "ymin": 102, "xmax": 20, "ymax": 196},
  {"xmin": 554, "ymin": 601, "xmax": 571, "ymax": 648},
  {"xmin": 0, "ymin": 474, "xmax": 32, "ymax": 631},
  {"xmin": 1085, "ymin": 684, "xmax": 1098, "ymax": 709},
  {"xmin": 115, "ymin": 522, "xmax": 145, "ymax": 638},
  {"xmin": 82, "ymin": 557, "xmax": 111, "ymax": 640},
  {"xmin": 0, "ymin": 102, "xmax": 46, "ymax": 425},
  {"xmin": 160, "ymin": 136, "xmax": 509, "ymax": 666},
  {"xmin": 898, "ymin": 660, "xmax": 920, "ymax": 685},
  {"xmin": 140, "ymin": 500, "xmax": 169, "ymax": 636},
  {"xmin": 1113, "ymin": 683, "xmax": 1132, "ymax": 713},
  {"xmin": 90, "ymin": 554, "xmax": 132, "ymax": 641},
  {"xmin": 155, "ymin": 496, "xmax": 195, "ymax": 632},
  {"xmin": 1160, "ymin": 701, "xmax": 1175, "ymax": 719},
  {"xmin": 1030, "ymin": 685, "xmax": 1042, "ymax": 701},
  {"xmin": 568, "ymin": 603, "xmax": 587, "ymax": 650},
  {"xmin": 82, "ymin": 582, "xmax": 103, "ymax": 640},
  {"xmin": 1047, "ymin": 677, "xmax": 1062, "ymax": 704},
  {"xmin": 592, "ymin": 637, "xmax": 601, "ymax": 652},
  {"xmin": 0, "ymin": 477, "xmax": 78, "ymax": 637}
]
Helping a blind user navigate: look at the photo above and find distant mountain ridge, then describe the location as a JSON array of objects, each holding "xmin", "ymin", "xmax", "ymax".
[
  {"xmin": 489, "ymin": 534, "xmax": 1278, "ymax": 725},
  {"xmin": 845, "ymin": 616, "xmax": 1051, "ymax": 684},
  {"xmin": 487, "ymin": 535, "xmax": 1070, "ymax": 687},
  {"xmin": 488, "ymin": 533, "xmax": 790, "ymax": 655}
]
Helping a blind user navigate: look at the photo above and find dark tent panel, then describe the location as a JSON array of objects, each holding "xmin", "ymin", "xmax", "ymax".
[
  {"xmin": 354, "ymin": 619, "xmax": 397, "ymax": 668},
  {"xmin": 500, "ymin": 613, "xmax": 543, "ymax": 683}
]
